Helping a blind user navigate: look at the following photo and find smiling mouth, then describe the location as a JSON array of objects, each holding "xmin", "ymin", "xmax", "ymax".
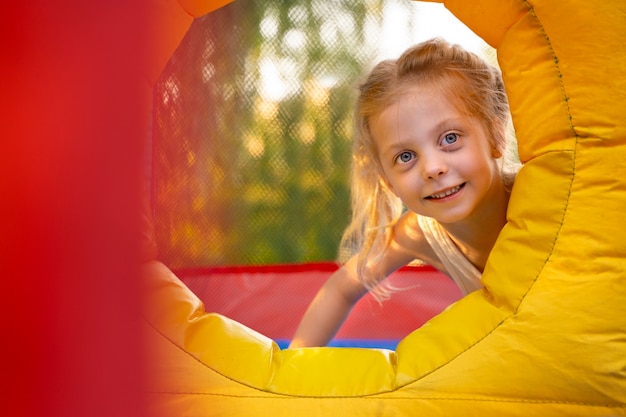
[{"xmin": 426, "ymin": 183, "xmax": 465, "ymax": 200}]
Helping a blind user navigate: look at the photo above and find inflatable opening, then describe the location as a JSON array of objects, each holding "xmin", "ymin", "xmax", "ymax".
[{"xmin": 149, "ymin": 0, "xmax": 489, "ymax": 347}]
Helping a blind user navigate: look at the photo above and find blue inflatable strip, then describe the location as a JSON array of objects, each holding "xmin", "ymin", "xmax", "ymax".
[{"xmin": 276, "ymin": 339, "xmax": 399, "ymax": 350}]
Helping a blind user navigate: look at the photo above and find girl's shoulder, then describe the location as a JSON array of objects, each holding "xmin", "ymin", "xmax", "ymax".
[{"xmin": 390, "ymin": 212, "xmax": 446, "ymax": 273}]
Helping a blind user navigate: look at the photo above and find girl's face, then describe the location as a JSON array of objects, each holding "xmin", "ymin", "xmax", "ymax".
[{"xmin": 370, "ymin": 86, "xmax": 503, "ymax": 225}]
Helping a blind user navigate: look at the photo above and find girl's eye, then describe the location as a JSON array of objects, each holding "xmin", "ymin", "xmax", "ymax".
[
  {"xmin": 441, "ymin": 132, "xmax": 459, "ymax": 146},
  {"xmin": 395, "ymin": 151, "xmax": 415, "ymax": 164}
]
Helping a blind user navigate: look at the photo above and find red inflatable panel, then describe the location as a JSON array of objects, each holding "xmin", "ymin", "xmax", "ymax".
[{"xmin": 178, "ymin": 263, "xmax": 461, "ymax": 348}]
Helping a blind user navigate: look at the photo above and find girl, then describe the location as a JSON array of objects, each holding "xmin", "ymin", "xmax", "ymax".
[{"xmin": 289, "ymin": 38, "xmax": 518, "ymax": 348}]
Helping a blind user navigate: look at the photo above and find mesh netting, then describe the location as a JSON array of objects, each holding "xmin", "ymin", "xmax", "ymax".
[{"xmin": 151, "ymin": 0, "xmax": 478, "ymax": 268}]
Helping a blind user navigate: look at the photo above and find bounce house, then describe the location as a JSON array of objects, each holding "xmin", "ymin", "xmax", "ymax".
[
  {"xmin": 138, "ymin": 0, "xmax": 626, "ymax": 416},
  {"xmin": 4, "ymin": 0, "xmax": 624, "ymax": 415}
]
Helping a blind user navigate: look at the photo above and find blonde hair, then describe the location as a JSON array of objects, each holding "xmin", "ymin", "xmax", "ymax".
[{"xmin": 339, "ymin": 38, "xmax": 514, "ymax": 295}]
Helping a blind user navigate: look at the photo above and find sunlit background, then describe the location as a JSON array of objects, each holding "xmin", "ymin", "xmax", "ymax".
[
  {"xmin": 152, "ymin": 0, "xmax": 495, "ymax": 269},
  {"xmin": 376, "ymin": 1, "xmax": 489, "ymax": 59}
]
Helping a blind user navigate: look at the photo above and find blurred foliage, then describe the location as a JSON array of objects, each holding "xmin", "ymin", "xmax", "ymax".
[{"xmin": 152, "ymin": 0, "xmax": 423, "ymax": 268}]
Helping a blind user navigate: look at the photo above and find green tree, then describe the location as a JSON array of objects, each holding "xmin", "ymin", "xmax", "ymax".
[{"xmin": 153, "ymin": 0, "xmax": 409, "ymax": 268}]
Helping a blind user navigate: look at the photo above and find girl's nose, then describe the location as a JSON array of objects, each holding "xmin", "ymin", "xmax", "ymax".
[{"xmin": 422, "ymin": 156, "xmax": 448, "ymax": 180}]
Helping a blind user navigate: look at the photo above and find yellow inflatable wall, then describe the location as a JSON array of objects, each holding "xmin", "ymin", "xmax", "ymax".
[{"xmin": 143, "ymin": 0, "xmax": 626, "ymax": 415}]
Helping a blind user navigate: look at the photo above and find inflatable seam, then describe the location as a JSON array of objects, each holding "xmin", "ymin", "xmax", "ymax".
[
  {"xmin": 360, "ymin": 397, "xmax": 626, "ymax": 408},
  {"xmin": 175, "ymin": 1, "xmax": 190, "ymax": 17},
  {"xmin": 147, "ymin": 390, "xmax": 626, "ymax": 408},
  {"xmin": 511, "ymin": 1, "xmax": 578, "ymax": 319},
  {"xmin": 143, "ymin": 317, "xmax": 266, "ymax": 391},
  {"xmin": 145, "ymin": 316, "xmax": 307, "ymax": 397}
]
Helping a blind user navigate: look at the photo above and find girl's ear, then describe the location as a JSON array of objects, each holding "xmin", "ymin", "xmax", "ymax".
[
  {"xmin": 490, "ymin": 125, "xmax": 506, "ymax": 158},
  {"xmin": 491, "ymin": 145, "xmax": 503, "ymax": 158}
]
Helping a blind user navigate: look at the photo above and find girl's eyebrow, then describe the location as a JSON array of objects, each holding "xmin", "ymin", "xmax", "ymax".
[
  {"xmin": 377, "ymin": 140, "xmax": 409, "ymax": 162},
  {"xmin": 430, "ymin": 117, "xmax": 465, "ymax": 135}
]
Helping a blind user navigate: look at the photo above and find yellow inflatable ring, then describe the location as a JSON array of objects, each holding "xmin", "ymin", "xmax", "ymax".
[{"xmin": 143, "ymin": 0, "xmax": 626, "ymax": 415}]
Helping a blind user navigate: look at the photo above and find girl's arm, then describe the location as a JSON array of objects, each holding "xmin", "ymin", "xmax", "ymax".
[
  {"xmin": 289, "ymin": 256, "xmax": 367, "ymax": 348},
  {"xmin": 289, "ymin": 213, "xmax": 429, "ymax": 348}
]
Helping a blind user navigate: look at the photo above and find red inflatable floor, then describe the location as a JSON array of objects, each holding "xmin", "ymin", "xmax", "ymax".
[{"xmin": 177, "ymin": 262, "xmax": 461, "ymax": 349}]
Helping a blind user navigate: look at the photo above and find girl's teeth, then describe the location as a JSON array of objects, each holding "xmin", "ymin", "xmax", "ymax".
[{"xmin": 431, "ymin": 185, "xmax": 461, "ymax": 199}]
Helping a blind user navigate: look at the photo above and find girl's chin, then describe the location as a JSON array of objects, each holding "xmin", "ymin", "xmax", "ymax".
[{"xmin": 419, "ymin": 205, "xmax": 473, "ymax": 225}]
